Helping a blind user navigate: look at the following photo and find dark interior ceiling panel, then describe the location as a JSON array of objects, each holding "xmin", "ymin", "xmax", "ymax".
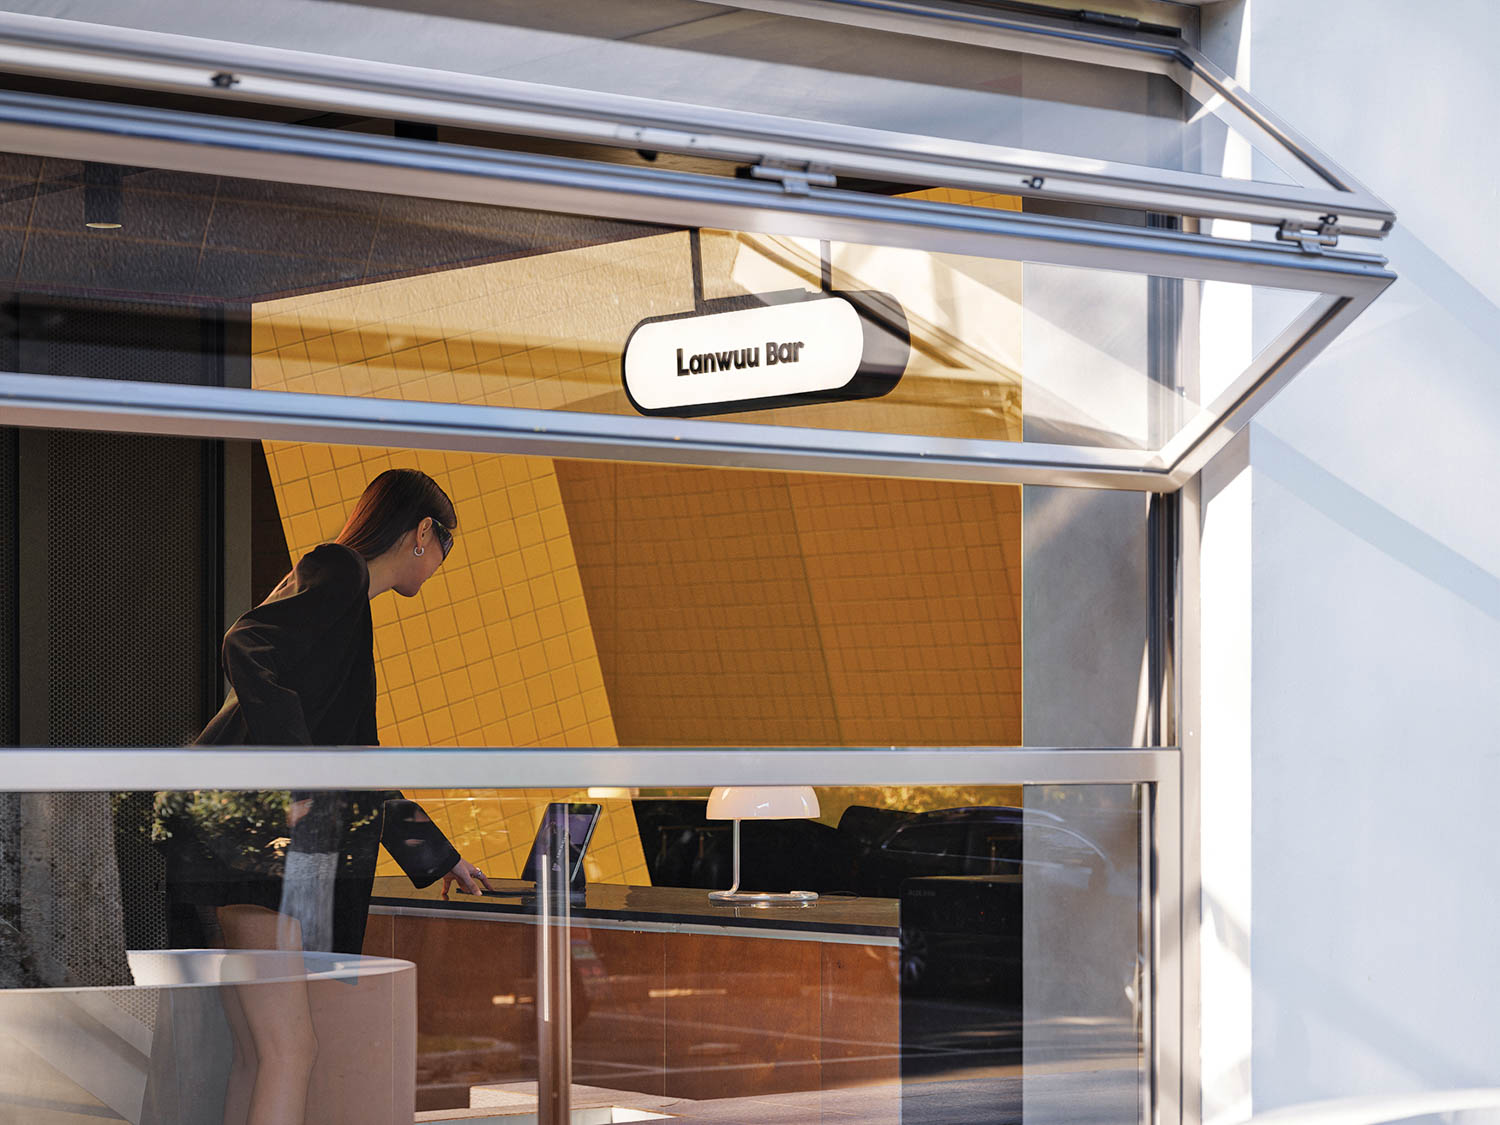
[{"xmin": 0, "ymin": 153, "xmax": 671, "ymax": 305}]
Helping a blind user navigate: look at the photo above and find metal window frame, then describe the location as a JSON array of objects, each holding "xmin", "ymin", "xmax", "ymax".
[
  {"xmin": 0, "ymin": 89, "xmax": 1393, "ymax": 491},
  {"xmin": 0, "ymin": 5, "xmax": 1392, "ymax": 239},
  {"xmin": 0, "ymin": 53, "xmax": 1376, "ymax": 1122},
  {"xmin": 0, "ymin": 744, "xmax": 1182, "ymax": 1123}
]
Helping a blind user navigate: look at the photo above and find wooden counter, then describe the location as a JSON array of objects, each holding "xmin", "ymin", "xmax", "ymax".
[{"xmin": 365, "ymin": 878, "xmax": 901, "ymax": 1112}]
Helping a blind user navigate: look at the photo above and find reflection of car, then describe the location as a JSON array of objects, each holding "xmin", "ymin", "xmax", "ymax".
[
  {"xmin": 899, "ymin": 874, "xmax": 1023, "ymax": 995},
  {"xmin": 854, "ymin": 805, "xmax": 1116, "ymax": 898},
  {"xmin": 892, "ymin": 805, "xmax": 1142, "ymax": 1108}
]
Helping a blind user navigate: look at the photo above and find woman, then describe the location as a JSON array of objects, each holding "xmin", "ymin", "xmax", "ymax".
[{"xmin": 153, "ymin": 468, "xmax": 492, "ymax": 1125}]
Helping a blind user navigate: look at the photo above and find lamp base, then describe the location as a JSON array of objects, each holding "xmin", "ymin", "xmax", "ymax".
[{"xmin": 708, "ymin": 889, "xmax": 818, "ymax": 906}]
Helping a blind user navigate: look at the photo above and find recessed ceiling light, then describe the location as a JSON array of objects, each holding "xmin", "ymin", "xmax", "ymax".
[{"xmin": 85, "ymin": 221, "xmax": 123, "ymax": 230}]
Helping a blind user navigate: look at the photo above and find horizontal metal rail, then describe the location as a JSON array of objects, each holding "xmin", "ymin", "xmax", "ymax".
[
  {"xmin": 730, "ymin": 0, "xmax": 1392, "ymax": 223},
  {"xmin": 0, "ymin": 89, "xmax": 1394, "ymax": 297},
  {"xmin": 0, "ymin": 371, "xmax": 1181, "ymax": 491},
  {"xmin": 0, "ymin": 7, "xmax": 1394, "ymax": 237},
  {"xmin": 0, "ymin": 746, "xmax": 1179, "ymax": 790}
]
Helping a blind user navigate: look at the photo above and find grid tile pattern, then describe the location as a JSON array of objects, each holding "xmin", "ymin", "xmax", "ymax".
[
  {"xmin": 786, "ymin": 474, "xmax": 1023, "ymax": 745},
  {"xmin": 248, "ymin": 194, "xmax": 1025, "ymax": 877},
  {"xmin": 249, "ymin": 234, "xmax": 689, "ymax": 416},
  {"xmin": 555, "ymin": 462, "xmax": 842, "ymax": 748},
  {"xmin": 556, "ymin": 462, "xmax": 1023, "ymax": 748},
  {"xmin": 252, "ymin": 449, "xmax": 646, "ymax": 880},
  {"xmin": 248, "ymin": 215, "xmax": 1024, "ymax": 445}
]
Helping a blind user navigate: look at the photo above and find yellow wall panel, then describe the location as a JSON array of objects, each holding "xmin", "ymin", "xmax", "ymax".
[
  {"xmin": 248, "ymin": 199, "xmax": 1026, "ymax": 884},
  {"xmin": 554, "ymin": 463, "xmax": 1023, "ymax": 749},
  {"xmin": 250, "ymin": 278, "xmax": 651, "ymax": 883}
]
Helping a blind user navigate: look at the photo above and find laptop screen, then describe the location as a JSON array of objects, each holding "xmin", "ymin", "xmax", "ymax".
[{"xmin": 521, "ymin": 802, "xmax": 601, "ymax": 888}]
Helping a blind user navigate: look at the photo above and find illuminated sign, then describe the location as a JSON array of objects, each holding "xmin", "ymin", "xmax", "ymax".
[{"xmin": 623, "ymin": 290, "xmax": 909, "ymax": 417}]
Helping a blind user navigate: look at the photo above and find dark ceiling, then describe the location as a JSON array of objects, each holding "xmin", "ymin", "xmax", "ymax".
[{"xmin": 0, "ymin": 150, "xmax": 669, "ymax": 307}]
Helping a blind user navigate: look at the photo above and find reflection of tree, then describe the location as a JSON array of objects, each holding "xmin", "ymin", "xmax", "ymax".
[
  {"xmin": 1, "ymin": 793, "xmax": 133, "ymax": 988},
  {"xmin": 149, "ymin": 789, "xmax": 386, "ymax": 876},
  {"xmin": 152, "ymin": 789, "xmax": 293, "ymax": 876}
]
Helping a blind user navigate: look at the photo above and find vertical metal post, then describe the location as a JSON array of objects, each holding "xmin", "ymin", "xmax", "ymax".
[
  {"xmin": 535, "ymin": 804, "xmax": 572, "ymax": 1125},
  {"xmin": 1139, "ymin": 782, "xmax": 1156, "ymax": 1125},
  {"xmin": 1176, "ymin": 473, "xmax": 1204, "ymax": 1125}
]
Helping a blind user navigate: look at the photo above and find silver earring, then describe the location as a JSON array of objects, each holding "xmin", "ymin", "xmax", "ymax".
[{"xmin": 414, "ymin": 545, "xmax": 425, "ymax": 557}]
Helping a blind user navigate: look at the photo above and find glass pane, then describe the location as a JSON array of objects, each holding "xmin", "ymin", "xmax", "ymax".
[
  {"xmin": 493, "ymin": 20, "xmax": 1308, "ymax": 187},
  {"xmin": 0, "ymin": 419, "xmax": 1170, "ymax": 748},
  {"xmin": 0, "ymin": 780, "xmax": 1146, "ymax": 1124},
  {"xmin": 57, "ymin": 0, "xmax": 1316, "ymax": 188},
  {"xmin": 0, "ymin": 151, "xmax": 1328, "ymax": 456},
  {"xmin": 0, "ymin": 790, "xmax": 432, "ymax": 1124},
  {"xmin": 255, "ymin": 448, "xmax": 1032, "ymax": 749}
]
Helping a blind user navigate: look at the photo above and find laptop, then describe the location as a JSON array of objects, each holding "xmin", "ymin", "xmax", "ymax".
[{"xmin": 482, "ymin": 802, "xmax": 601, "ymax": 897}]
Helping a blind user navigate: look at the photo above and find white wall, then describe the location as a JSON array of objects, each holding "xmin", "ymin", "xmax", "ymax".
[{"xmin": 1200, "ymin": 0, "xmax": 1500, "ymax": 1117}]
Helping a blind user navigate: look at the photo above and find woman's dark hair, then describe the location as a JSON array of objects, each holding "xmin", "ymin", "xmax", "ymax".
[{"xmin": 336, "ymin": 469, "xmax": 456, "ymax": 561}]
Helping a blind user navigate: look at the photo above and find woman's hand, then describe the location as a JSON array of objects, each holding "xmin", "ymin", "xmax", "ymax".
[{"xmin": 441, "ymin": 858, "xmax": 495, "ymax": 897}]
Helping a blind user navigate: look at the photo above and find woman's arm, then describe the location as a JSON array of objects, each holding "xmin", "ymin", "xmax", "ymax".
[
  {"xmin": 381, "ymin": 798, "xmax": 491, "ymax": 891},
  {"xmin": 222, "ymin": 545, "xmax": 365, "ymax": 746}
]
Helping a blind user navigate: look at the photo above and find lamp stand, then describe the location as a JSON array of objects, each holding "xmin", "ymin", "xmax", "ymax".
[{"xmin": 708, "ymin": 818, "xmax": 818, "ymax": 905}]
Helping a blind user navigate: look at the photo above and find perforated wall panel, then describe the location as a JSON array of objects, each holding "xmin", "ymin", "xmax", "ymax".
[
  {"xmin": 45, "ymin": 430, "xmax": 207, "ymax": 748},
  {"xmin": 17, "ymin": 297, "xmax": 220, "ymax": 386}
]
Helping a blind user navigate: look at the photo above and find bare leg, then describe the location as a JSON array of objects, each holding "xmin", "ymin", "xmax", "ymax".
[
  {"xmin": 218, "ymin": 981, "xmax": 255, "ymax": 1125},
  {"xmin": 217, "ymin": 905, "xmax": 319, "ymax": 1125}
]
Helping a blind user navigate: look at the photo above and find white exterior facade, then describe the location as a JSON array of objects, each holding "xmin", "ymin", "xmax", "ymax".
[{"xmin": 1199, "ymin": 1, "xmax": 1500, "ymax": 1118}]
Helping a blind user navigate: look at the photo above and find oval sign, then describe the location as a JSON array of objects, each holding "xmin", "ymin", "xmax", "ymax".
[{"xmin": 623, "ymin": 290, "xmax": 909, "ymax": 418}]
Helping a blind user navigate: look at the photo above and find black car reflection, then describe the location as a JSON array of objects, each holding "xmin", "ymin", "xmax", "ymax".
[
  {"xmin": 855, "ymin": 805, "xmax": 1119, "ymax": 900},
  {"xmin": 634, "ymin": 799, "xmax": 1125, "ymax": 902}
]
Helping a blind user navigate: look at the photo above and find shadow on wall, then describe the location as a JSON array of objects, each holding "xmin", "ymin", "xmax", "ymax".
[{"xmin": 1251, "ymin": 430, "xmax": 1500, "ymax": 623}]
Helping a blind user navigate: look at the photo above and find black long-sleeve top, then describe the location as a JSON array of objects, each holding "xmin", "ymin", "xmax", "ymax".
[{"xmin": 155, "ymin": 543, "xmax": 459, "ymax": 953}]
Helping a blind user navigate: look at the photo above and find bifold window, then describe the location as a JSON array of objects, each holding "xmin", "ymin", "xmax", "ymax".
[
  {"xmin": 0, "ymin": 0, "xmax": 1394, "ymax": 494},
  {"xmin": 0, "ymin": 750, "xmax": 1177, "ymax": 1125},
  {"xmin": 0, "ymin": 143, "xmax": 1391, "ymax": 492},
  {"xmin": 0, "ymin": 5, "xmax": 1393, "ymax": 1125},
  {"xmin": 0, "ymin": 0, "xmax": 1393, "ymax": 241}
]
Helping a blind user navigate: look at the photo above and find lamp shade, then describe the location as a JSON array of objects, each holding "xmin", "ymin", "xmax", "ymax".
[{"xmin": 706, "ymin": 786, "xmax": 820, "ymax": 821}]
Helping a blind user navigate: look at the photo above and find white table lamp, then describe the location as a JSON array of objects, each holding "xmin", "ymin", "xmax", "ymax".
[{"xmin": 705, "ymin": 785, "xmax": 821, "ymax": 905}]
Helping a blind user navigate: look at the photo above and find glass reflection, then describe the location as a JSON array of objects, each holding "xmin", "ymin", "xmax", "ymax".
[
  {"xmin": 0, "ymin": 149, "xmax": 1325, "ymax": 455},
  {"xmin": 2, "ymin": 783, "xmax": 1145, "ymax": 1123}
]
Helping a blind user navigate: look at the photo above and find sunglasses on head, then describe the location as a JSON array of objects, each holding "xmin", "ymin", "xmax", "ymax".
[{"xmin": 430, "ymin": 518, "xmax": 454, "ymax": 559}]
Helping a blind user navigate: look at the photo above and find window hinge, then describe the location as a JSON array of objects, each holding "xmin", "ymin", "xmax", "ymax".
[
  {"xmin": 1278, "ymin": 214, "xmax": 1340, "ymax": 253},
  {"xmin": 749, "ymin": 161, "xmax": 837, "ymax": 196}
]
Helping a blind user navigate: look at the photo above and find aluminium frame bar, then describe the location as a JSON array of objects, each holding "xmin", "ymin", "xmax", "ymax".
[
  {"xmin": 1162, "ymin": 289, "xmax": 1383, "ymax": 483},
  {"xmin": 0, "ymin": 745, "xmax": 1175, "ymax": 790},
  {"xmin": 1, "ymin": 370, "xmax": 1176, "ymax": 491},
  {"xmin": 0, "ymin": 89, "xmax": 1394, "ymax": 298},
  {"xmin": 0, "ymin": 277, "xmax": 1388, "ymax": 495},
  {"xmin": 0, "ymin": 7, "xmax": 1392, "ymax": 238},
  {"xmin": 0, "ymin": 367, "xmax": 1210, "ymax": 493},
  {"xmin": 707, "ymin": 0, "xmax": 1393, "ymax": 233}
]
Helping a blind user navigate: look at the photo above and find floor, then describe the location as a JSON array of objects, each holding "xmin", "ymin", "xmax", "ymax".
[{"xmin": 417, "ymin": 1067, "xmax": 1139, "ymax": 1125}]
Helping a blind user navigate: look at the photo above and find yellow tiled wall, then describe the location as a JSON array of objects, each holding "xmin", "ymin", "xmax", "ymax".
[
  {"xmin": 253, "ymin": 446, "xmax": 647, "ymax": 880},
  {"xmin": 250, "ymin": 200, "xmax": 1026, "ymax": 882},
  {"xmin": 555, "ymin": 463, "xmax": 1023, "ymax": 748},
  {"xmin": 249, "ymin": 217, "xmax": 1022, "ymax": 444},
  {"xmin": 255, "ymin": 436, "xmax": 646, "ymax": 883}
]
